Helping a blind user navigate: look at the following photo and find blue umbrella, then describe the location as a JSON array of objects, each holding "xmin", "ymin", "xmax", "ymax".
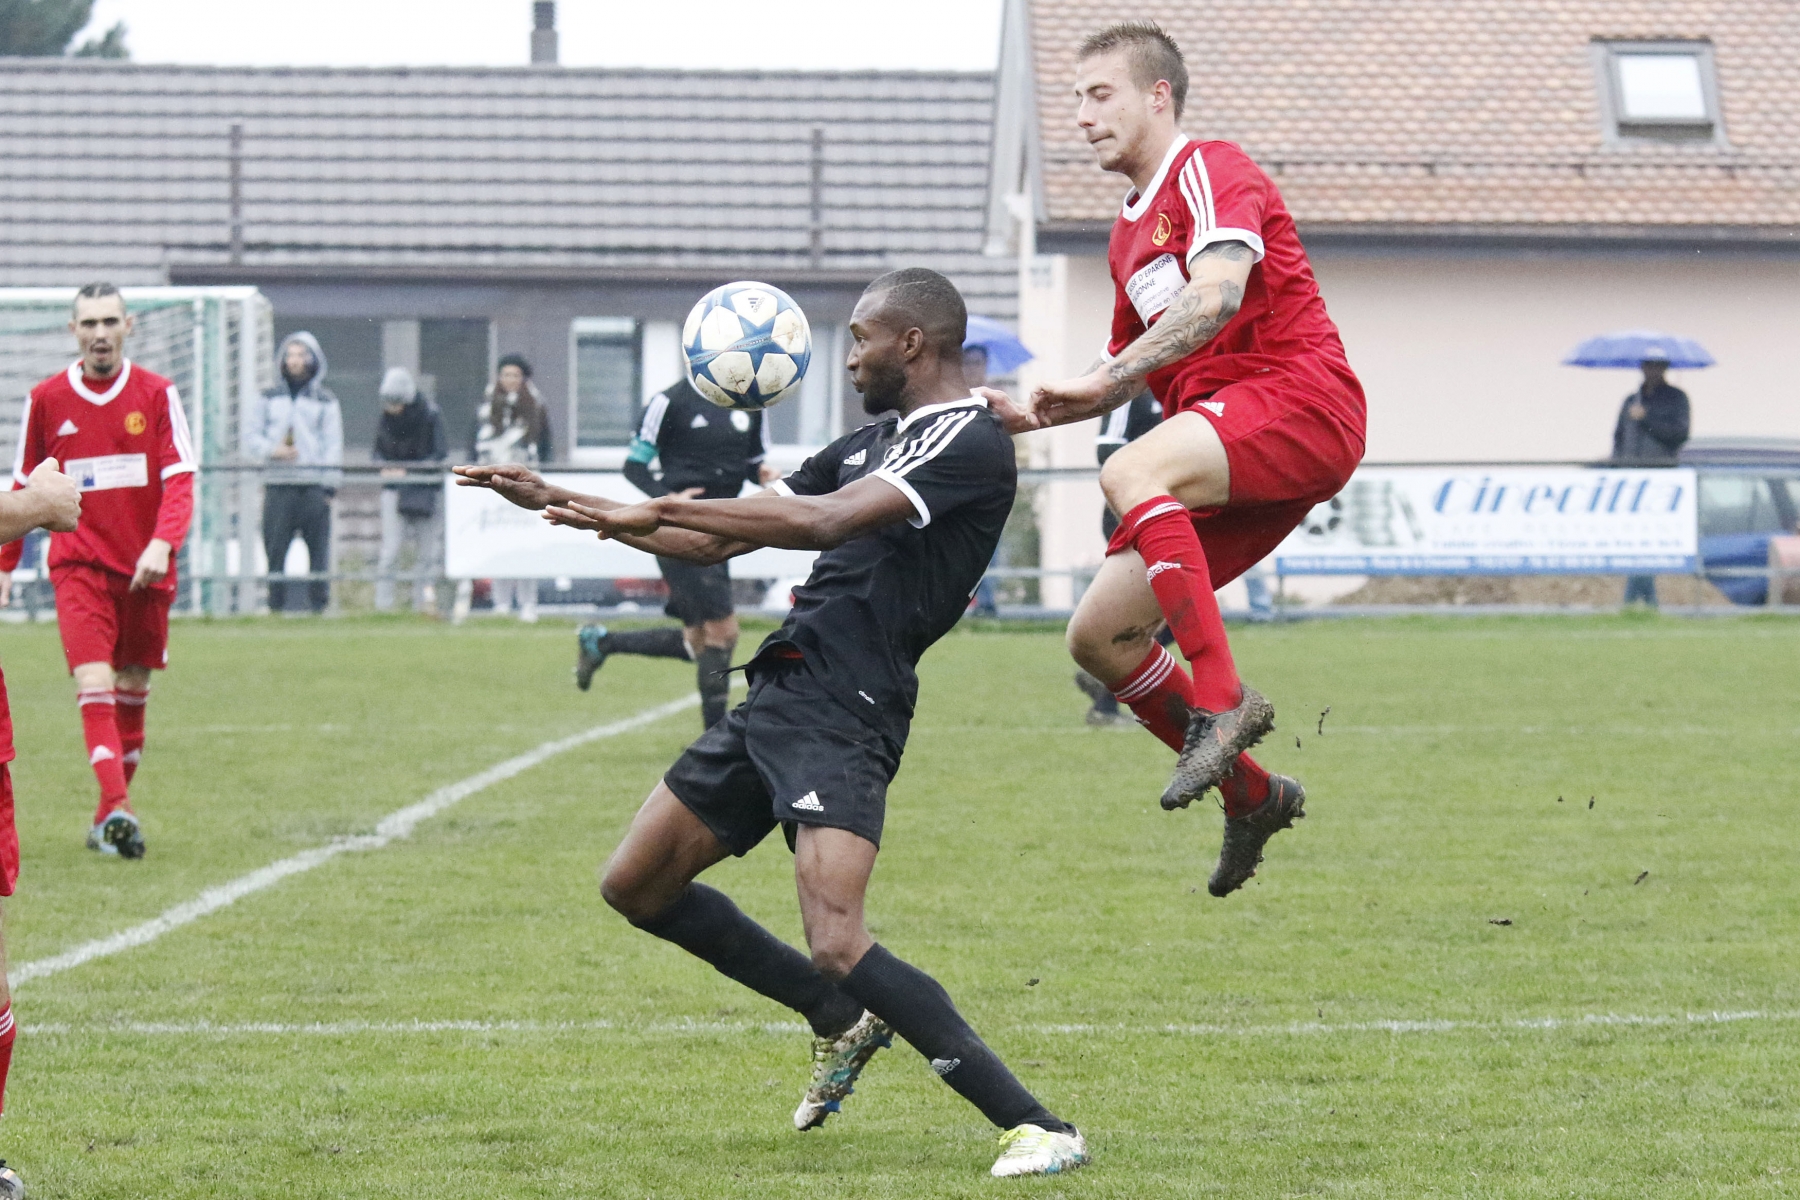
[
  {"xmin": 1563, "ymin": 330, "xmax": 1715, "ymax": 369},
  {"xmin": 963, "ymin": 314, "xmax": 1034, "ymax": 375}
]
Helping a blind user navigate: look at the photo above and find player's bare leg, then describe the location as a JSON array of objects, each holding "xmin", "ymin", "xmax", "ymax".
[
  {"xmin": 72, "ymin": 660, "xmax": 143, "ymax": 859},
  {"xmin": 1070, "ymin": 426, "xmax": 1300, "ymax": 894},
  {"xmin": 600, "ymin": 785, "xmax": 871, "ymax": 1124},
  {"xmin": 0, "ymin": 906, "xmax": 22, "ymax": 1199},
  {"xmin": 1088, "ymin": 411, "xmax": 1274, "ymax": 805}
]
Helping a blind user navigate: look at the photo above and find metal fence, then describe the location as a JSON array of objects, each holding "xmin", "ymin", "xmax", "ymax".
[{"xmin": 7, "ymin": 462, "xmax": 1793, "ymax": 620}]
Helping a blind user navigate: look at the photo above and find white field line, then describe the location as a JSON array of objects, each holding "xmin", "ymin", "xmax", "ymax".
[
  {"xmin": 20, "ymin": 1008, "xmax": 1800, "ymax": 1040},
  {"xmin": 9, "ymin": 692, "xmax": 701, "ymax": 990}
]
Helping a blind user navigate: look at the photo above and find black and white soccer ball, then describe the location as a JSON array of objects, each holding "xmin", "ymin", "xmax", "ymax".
[{"xmin": 682, "ymin": 281, "xmax": 812, "ymax": 411}]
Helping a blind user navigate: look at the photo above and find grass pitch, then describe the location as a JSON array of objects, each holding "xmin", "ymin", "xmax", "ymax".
[{"xmin": 1, "ymin": 612, "xmax": 1797, "ymax": 1197}]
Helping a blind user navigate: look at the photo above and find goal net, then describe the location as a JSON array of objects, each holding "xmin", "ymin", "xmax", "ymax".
[{"xmin": 0, "ymin": 287, "xmax": 274, "ymax": 613}]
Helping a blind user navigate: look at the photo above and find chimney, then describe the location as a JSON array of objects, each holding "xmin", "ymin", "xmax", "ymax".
[{"xmin": 531, "ymin": 2, "xmax": 558, "ymax": 65}]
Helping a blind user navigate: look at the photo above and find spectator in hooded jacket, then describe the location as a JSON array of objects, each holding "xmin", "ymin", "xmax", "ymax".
[
  {"xmin": 245, "ymin": 332, "xmax": 343, "ymax": 613},
  {"xmin": 373, "ymin": 367, "xmax": 448, "ymax": 614},
  {"xmin": 454, "ymin": 353, "xmax": 552, "ymax": 623}
]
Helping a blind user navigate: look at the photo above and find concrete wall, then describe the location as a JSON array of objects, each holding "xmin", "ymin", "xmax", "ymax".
[{"xmin": 1019, "ymin": 241, "xmax": 1800, "ymax": 598}]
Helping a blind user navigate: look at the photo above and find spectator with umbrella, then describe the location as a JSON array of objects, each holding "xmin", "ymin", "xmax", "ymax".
[{"xmin": 1565, "ymin": 330, "xmax": 1710, "ymax": 606}]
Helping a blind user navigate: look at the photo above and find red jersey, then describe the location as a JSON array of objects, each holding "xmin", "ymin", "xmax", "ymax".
[
  {"xmin": 3, "ymin": 359, "xmax": 197, "ymax": 589},
  {"xmin": 1106, "ymin": 137, "xmax": 1359, "ymax": 404}
]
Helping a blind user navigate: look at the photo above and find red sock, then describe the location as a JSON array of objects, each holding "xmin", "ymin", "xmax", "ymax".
[
  {"xmin": 1216, "ymin": 752, "xmax": 1272, "ymax": 818},
  {"xmin": 116, "ymin": 686, "xmax": 148, "ymax": 785},
  {"xmin": 1120, "ymin": 496, "xmax": 1241, "ymax": 712},
  {"xmin": 79, "ymin": 690, "xmax": 130, "ymax": 825},
  {"xmin": 1110, "ymin": 643, "xmax": 1197, "ymax": 753},
  {"xmin": 0, "ymin": 1001, "xmax": 14, "ymax": 1116}
]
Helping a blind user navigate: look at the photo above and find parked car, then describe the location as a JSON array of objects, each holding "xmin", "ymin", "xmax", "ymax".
[{"xmin": 1679, "ymin": 438, "xmax": 1800, "ymax": 604}]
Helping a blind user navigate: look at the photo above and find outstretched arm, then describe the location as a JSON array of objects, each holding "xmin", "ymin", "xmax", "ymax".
[
  {"xmin": 991, "ymin": 241, "xmax": 1255, "ymax": 433},
  {"xmin": 453, "ymin": 463, "xmax": 752, "ymax": 562},
  {"xmin": 549, "ymin": 476, "xmax": 915, "ymax": 565}
]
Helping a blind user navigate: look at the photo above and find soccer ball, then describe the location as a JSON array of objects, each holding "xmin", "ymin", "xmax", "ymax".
[{"xmin": 682, "ymin": 281, "xmax": 812, "ymax": 411}]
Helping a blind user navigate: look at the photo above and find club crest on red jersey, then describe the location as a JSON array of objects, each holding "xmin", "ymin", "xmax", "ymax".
[
  {"xmin": 1152, "ymin": 212, "xmax": 1173, "ymax": 247},
  {"xmin": 124, "ymin": 411, "xmax": 147, "ymax": 435}
]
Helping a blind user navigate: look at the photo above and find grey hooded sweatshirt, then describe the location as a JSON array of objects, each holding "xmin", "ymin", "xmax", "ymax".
[{"xmin": 245, "ymin": 332, "xmax": 345, "ymax": 487}]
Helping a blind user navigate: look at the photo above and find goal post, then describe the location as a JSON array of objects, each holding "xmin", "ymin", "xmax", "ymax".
[{"xmin": 0, "ymin": 286, "xmax": 274, "ymax": 615}]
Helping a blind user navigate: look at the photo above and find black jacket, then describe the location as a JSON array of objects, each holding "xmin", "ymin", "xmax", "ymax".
[
  {"xmin": 373, "ymin": 393, "xmax": 448, "ymax": 514},
  {"xmin": 1611, "ymin": 382, "xmax": 1690, "ymax": 465}
]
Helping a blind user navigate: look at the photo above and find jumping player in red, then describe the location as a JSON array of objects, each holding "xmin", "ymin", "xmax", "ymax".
[
  {"xmin": 0, "ymin": 283, "xmax": 198, "ymax": 859},
  {"xmin": 0, "ymin": 455, "xmax": 84, "ymax": 1199},
  {"xmin": 988, "ymin": 23, "xmax": 1365, "ymax": 896}
]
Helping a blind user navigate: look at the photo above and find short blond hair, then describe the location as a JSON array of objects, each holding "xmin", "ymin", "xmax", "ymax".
[{"xmin": 1077, "ymin": 21, "xmax": 1188, "ymax": 119}]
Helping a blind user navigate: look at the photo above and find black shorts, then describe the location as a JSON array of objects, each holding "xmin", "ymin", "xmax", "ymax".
[
  {"xmin": 663, "ymin": 660, "xmax": 901, "ymax": 855},
  {"xmin": 657, "ymin": 556, "xmax": 735, "ymax": 625}
]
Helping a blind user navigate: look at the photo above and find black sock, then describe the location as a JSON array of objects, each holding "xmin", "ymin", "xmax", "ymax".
[
  {"xmin": 606, "ymin": 627, "xmax": 690, "ymax": 660},
  {"xmin": 840, "ymin": 943, "xmax": 1069, "ymax": 1133},
  {"xmin": 697, "ymin": 644, "xmax": 733, "ymax": 728},
  {"xmin": 631, "ymin": 883, "xmax": 864, "ymax": 1038}
]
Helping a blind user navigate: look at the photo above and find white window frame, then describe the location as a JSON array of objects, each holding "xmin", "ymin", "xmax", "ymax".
[
  {"xmin": 567, "ymin": 316, "xmax": 640, "ymax": 466},
  {"xmin": 1592, "ymin": 40, "xmax": 1727, "ymax": 147}
]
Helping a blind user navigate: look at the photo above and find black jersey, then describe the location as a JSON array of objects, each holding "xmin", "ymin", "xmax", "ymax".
[
  {"xmin": 758, "ymin": 396, "xmax": 1015, "ymax": 743},
  {"xmin": 1095, "ymin": 391, "xmax": 1162, "ymax": 464},
  {"xmin": 627, "ymin": 378, "xmax": 767, "ymax": 500}
]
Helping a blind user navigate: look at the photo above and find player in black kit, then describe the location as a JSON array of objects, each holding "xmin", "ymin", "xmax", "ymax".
[
  {"xmin": 453, "ymin": 269, "xmax": 1087, "ymax": 1178},
  {"xmin": 575, "ymin": 377, "xmax": 774, "ymax": 728}
]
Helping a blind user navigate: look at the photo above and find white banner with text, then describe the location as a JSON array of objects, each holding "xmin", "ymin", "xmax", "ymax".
[
  {"xmin": 443, "ymin": 473, "xmax": 818, "ymax": 580},
  {"xmin": 1271, "ymin": 466, "xmax": 1698, "ymax": 574}
]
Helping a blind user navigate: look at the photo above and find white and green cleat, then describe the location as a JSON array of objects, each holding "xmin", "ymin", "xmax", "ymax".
[
  {"xmin": 793, "ymin": 1010, "xmax": 893, "ymax": 1131},
  {"xmin": 990, "ymin": 1124, "xmax": 1089, "ymax": 1177}
]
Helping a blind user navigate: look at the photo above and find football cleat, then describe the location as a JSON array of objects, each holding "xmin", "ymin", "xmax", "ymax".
[
  {"xmin": 0, "ymin": 1157, "xmax": 24, "ymax": 1198},
  {"xmin": 100, "ymin": 809, "xmax": 146, "ymax": 860},
  {"xmin": 990, "ymin": 1124, "xmax": 1089, "ymax": 1177},
  {"xmin": 793, "ymin": 1010, "xmax": 893, "ymax": 1131},
  {"xmin": 1209, "ymin": 773, "xmax": 1306, "ymax": 897},
  {"xmin": 574, "ymin": 624, "xmax": 610, "ymax": 692},
  {"xmin": 85, "ymin": 823, "xmax": 119, "ymax": 856},
  {"xmin": 1160, "ymin": 686, "xmax": 1276, "ymax": 811}
]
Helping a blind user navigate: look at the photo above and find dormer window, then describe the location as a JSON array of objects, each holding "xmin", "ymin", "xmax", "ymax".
[{"xmin": 1595, "ymin": 40, "xmax": 1723, "ymax": 144}]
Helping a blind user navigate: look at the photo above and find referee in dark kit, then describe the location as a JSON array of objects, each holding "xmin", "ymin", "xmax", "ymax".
[{"xmin": 575, "ymin": 375, "xmax": 778, "ymax": 729}]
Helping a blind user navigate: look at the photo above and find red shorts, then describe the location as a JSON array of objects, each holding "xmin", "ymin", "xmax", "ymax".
[
  {"xmin": 50, "ymin": 564, "xmax": 172, "ymax": 673},
  {"xmin": 1107, "ymin": 365, "xmax": 1367, "ymax": 587},
  {"xmin": 0, "ymin": 764, "xmax": 16, "ymax": 897}
]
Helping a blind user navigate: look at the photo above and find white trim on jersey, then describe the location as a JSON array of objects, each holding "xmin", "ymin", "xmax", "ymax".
[
  {"xmin": 11, "ymin": 393, "xmax": 34, "ymax": 486},
  {"xmin": 1097, "ymin": 404, "xmax": 1133, "ymax": 446},
  {"xmin": 768, "ymin": 478, "xmax": 796, "ymax": 497},
  {"xmin": 1179, "ymin": 150, "xmax": 1267, "ymax": 264},
  {"xmin": 66, "ymin": 359, "xmax": 133, "ymax": 406},
  {"xmin": 874, "ymin": 407, "xmax": 984, "ymax": 529},
  {"xmin": 637, "ymin": 391, "xmax": 672, "ymax": 444},
  {"xmin": 162, "ymin": 384, "xmax": 199, "ymax": 478},
  {"xmin": 894, "ymin": 393, "xmax": 988, "ymax": 434},
  {"xmin": 1121, "ymin": 136, "xmax": 1189, "ymax": 223},
  {"xmin": 1189, "ymin": 226, "xmax": 1266, "ymax": 264}
]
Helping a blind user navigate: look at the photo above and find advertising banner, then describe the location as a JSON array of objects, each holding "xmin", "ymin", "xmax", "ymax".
[
  {"xmin": 444, "ymin": 473, "xmax": 818, "ymax": 580},
  {"xmin": 1271, "ymin": 466, "xmax": 1698, "ymax": 575}
]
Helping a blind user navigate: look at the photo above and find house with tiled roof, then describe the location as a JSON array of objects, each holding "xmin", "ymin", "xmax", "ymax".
[
  {"xmin": 1, "ymin": 39, "xmax": 1007, "ymax": 460},
  {"xmin": 986, "ymin": 0, "xmax": 1800, "ymax": 602}
]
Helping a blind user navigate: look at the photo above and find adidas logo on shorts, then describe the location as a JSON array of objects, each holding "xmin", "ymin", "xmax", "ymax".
[
  {"xmin": 792, "ymin": 791, "xmax": 824, "ymax": 812},
  {"xmin": 1199, "ymin": 400, "xmax": 1225, "ymax": 416},
  {"xmin": 1145, "ymin": 560, "xmax": 1182, "ymax": 581},
  {"xmin": 930, "ymin": 1057, "xmax": 961, "ymax": 1076}
]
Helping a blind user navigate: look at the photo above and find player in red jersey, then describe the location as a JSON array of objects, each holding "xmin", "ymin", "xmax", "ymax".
[
  {"xmin": 988, "ymin": 23, "xmax": 1366, "ymax": 896},
  {"xmin": 0, "ymin": 455, "xmax": 83, "ymax": 1198},
  {"xmin": 0, "ymin": 283, "xmax": 198, "ymax": 859}
]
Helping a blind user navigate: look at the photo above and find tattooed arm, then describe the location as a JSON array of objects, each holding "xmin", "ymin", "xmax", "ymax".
[{"xmin": 997, "ymin": 241, "xmax": 1254, "ymax": 432}]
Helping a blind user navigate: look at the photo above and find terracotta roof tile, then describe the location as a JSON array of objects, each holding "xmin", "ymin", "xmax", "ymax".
[{"xmin": 1029, "ymin": 0, "xmax": 1800, "ymax": 233}]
